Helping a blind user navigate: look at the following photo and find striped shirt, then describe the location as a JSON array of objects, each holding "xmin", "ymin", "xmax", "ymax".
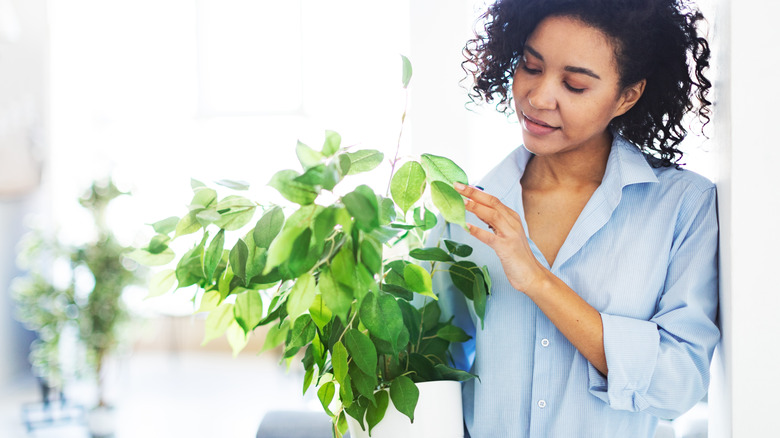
[{"xmin": 432, "ymin": 134, "xmax": 720, "ymax": 438}]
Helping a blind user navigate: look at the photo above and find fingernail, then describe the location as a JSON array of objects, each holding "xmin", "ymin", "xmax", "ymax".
[
  {"xmin": 454, "ymin": 182, "xmax": 465, "ymax": 190},
  {"xmin": 475, "ymin": 185, "xmax": 484, "ymax": 191}
]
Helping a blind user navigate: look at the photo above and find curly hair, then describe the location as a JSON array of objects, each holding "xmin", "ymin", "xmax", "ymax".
[{"xmin": 462, "ymin": 0, "xmax": 712, "ymax": 167}]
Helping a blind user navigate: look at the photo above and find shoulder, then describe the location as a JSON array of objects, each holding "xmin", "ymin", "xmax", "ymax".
[
  {"xmin": 474, "ymin": 146, "xmax": 528, "ymax": 200},
  {"xmin": 650, "ymin": 161, "xmax": 715, "ymax": 195}
]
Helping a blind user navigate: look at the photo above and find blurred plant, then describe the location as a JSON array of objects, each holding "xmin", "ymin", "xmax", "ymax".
[{"xmin": 12, "ymin": 179, "xmax": 140, "ymax": 408}]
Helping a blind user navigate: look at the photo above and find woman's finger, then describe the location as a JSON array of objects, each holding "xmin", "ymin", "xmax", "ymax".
[{"xmin": 456, "ymin": 182, "xmax": 523, "ymax": 232}]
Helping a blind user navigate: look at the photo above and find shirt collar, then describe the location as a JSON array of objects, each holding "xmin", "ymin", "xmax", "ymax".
[{"xmin": 511, "ymin": 133, "xmax": 659, "ymax": 191}]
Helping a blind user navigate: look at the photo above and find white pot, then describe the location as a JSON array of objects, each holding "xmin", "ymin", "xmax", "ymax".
[
  {"xmin": 347, "ymin": 380, "xmax": 463, "ymax": 438},
  {"xmin": 87, "ymin": 405, "xmax": 116, "ymax": 438}
]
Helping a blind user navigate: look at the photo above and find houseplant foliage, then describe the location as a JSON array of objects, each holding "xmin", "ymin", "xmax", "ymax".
[
  {"xmin": 134, "ymin": 57, "xmax": 491, "ymax": 437},
  {"xmin": 12, "ymin": 179, "xmax": 139, "ymax": 409}
]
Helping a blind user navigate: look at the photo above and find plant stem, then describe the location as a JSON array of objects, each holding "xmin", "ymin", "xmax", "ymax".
[{"xmin": 385, "ymin": 86, "xmax": 410, "ymax": 197}]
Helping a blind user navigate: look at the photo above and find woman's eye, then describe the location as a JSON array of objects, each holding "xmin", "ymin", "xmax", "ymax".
[
  {"xmin": 564, "ymin": 82, "xmax": 586, "ymax": 93},
  {"xmin": 521, "ymin": 64, "xmax": 541, "ymax": 74}
]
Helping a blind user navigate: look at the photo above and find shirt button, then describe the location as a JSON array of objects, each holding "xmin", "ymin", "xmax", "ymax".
[
  {"xmin": 541, "ymin": 338, "xmax": 550, "ymax": 347},
  {"xmin": 538, "ymin": 400, "xmax": 547, "ymax": 409}
]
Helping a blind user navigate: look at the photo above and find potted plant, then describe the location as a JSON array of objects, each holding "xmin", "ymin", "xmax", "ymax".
[
  {"xmin": 12, "ymin": 179, "xmax": 140, "ymax": 437},
  {"xmin": 133, "ymin": 57, "xmax": 490, "ymax": 437}
]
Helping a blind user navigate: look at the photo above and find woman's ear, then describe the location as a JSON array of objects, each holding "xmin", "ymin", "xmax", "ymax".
[{"xmin": 614, "ymin": 79, "xmax": 647, "ymax": 117}]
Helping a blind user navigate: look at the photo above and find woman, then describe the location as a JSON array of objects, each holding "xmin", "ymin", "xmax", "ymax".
[{"xmin": 434, "ymin": 0, "xmax": 719, "ymax": 436}]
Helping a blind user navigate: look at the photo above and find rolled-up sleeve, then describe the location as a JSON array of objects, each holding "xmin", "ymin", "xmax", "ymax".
[{"xmin": 588, "ymin": 186, "xmax": 720, "ymax": 419}]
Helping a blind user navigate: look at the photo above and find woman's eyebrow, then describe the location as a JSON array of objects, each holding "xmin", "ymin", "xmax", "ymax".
[{"xmin": 523, "ymin": 44, "xmax": 602, "ymax": 80}]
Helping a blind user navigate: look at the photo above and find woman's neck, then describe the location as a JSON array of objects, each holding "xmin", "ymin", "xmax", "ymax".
[{"xmin": 522, "ymin": 133, "xmax": 612, "ymax": 190}]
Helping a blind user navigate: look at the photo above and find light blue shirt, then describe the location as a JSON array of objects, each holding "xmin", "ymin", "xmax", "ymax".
[{"xmin": 431, "ymin": 134, "xmax": 720, "ymax": 438}]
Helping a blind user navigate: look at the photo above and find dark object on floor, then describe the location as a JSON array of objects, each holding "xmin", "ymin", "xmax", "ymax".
[{"xmin": 256, "ymin": 410, "xmax": 349, "ymax": 438}]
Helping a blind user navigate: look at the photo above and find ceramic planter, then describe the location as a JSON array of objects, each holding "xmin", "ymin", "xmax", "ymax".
[
  {"xmin": 87, "ymin": 405, "xmax": 116, "ymax": 438},
  {"xmin": 347, "ymin": 380, "xmax": 464, "ymax": 438}
]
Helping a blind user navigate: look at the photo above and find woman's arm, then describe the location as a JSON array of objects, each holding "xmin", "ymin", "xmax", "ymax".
[{"xmin": 454, "ymin": 182, "xmax": 609, "ymax": 375}]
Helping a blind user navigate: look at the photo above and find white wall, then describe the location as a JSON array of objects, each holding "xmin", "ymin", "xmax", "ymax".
[
  {"xmin": 0, "ymin": 0, "xmax": 48, "ymax": 387},
  {"xmin": 710, "ymin": 0, "xmax": 780, "ymax": 436}
]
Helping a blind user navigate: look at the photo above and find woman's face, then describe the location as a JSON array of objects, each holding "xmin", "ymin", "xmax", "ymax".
[{"xmin": 512, "ymin": 15, "xmax": 644, "ymax": 157}]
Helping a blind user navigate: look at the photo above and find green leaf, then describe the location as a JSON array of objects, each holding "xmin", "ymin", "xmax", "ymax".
[
  {"xmin": 285, "ymin": 315, "xmax": 316, "ymax": 358},
  {"xmin": 226, "ymin": 321, "xmax": 249, "ymax": 357},
  {"xmin": 322, "ymin": 130, "xmax": 341, "ymax": 157},
  {"xmin": 196, "ymin": 290, "xmax": 221, "ymax": 313},
  {"xmin": 444, "ymin": 239, "xmax": 473, "ymax": 257},
  {"xmin": 449, "ymin": 261, "xmax": 479, "ymax": 300},
  {"xmin": 403, "ymin": 264, "xmax": 436, "ymax": 300},
  {"xmin": 234, "ymin": 290, "xmax": 263, "ymax": 333},
  {"xmin": 309, "ymin": 294, "xmax": 333, "ymax": 331},
  {"xmin": 195, "ymin": 208, "xmax": 221, "ymax": 226},
  {"xmin": 202, "ymin": 301, "xmax": 235, "ymax": 345},
  {"xmin": 436, "ymin": 324, "xmax": 472, "ymax": 343},
  {"xmin": 345, "ymin": 397, "xmax": 368, "ymax": 431},
  {"xmin": 214, "ymin": 204, "xmax": 256, "ymax": 231},
  {"xmin": 331, "ymin": 247, "xmax": 356, "ymax": 288},
  {"xmin": 287, "ymin": 228, "xmax": 315, "ymax": 277},
  {"xmin": 318, "ymin": 269, "xmax": 353, "ymax": 322},
  {"xmin": 128, "ymin": 248, "xmax": 175, "ymax": 266},
  {"xmin": 287, "ymin": 273, "xmax": 316, "ymax": 320},
  {"xmin": 359, "ymin": 293, "xmax": 403, "ymax": 343},
  {"xmin": 295, "ymin": 164, "xmax": 340, "ymax": 192},
  {"xmin": 337, "ymin": 154, "xmax": 352, "ymax": 176},
  {"xmin": 366, "ymin": 390, "xmax": 389, "ymax": 435},
  {"xmin": 390, "ymin": 376, "xmax": 419, "ymax": 423},
  {"xmin": 203, "ymin": 229, "xmax": 225, "ymax": 281},
  {"xmin": 189, "ymin": 187, "xmax": 217, "ymax": 210},
  {"xmin": 332, "ymin": 341, "xmax": 349, "ymax": 385},
  {"xmin": 433, "ymin": 364, "xmax": 479, "ymax": 382},
  {"xmin": 253, "ymin": 206, "xmax": 285, "ymax": 249},
  {"xmin": 360, "ymin": 238, "xmax": 382, "ymax": 275},
  {"xmin": 390, "ymin": 161, "xmax": 426, "ymax": 214},
  {"xmin": 261, "ymin": 319, "xmax": 290, "ymax": 353},
  {"xmin": 215, "ymin": 179, "xmax": 250, "ymax": 190},
  {"xmin": 176, "ymin": 237, "xmax": 207, "ymax": 287},
  {"xmin": 420, "ymin": 154, "xmax": 468, "ymax": 186},
  {"xmin": 343, "ymin": 186, "xmax": 379, "ymax": 232},
  {"xmin": 264, "ymin": 205, "xmax": 321, "ymax": 273},
  {"xmin": 191, "ymin": 178, "xmax": 206, "ymax": 189},
  {"xmin": 344, "ymin": 329, "xmax": 377, "ymax": 377},
  {"xmin": 244, "ymin": 235, "xmax": 267, "ymax": 281},
  {"xmin": 401, "ymin": 54, "xmax": 413, "ymax": 88},
  {"xmin": 336, "ymin": 409, "xmax": 349, "ymax": 435},
  {"xmin": 296, "ymin": 140, "xmax": 324, "ymax": 170},
  {"xmin": 340, "ymin": 374, "xmax": 355, "ymax": 410},
  {"xmin": 302, "ymin": 366, "xmax": 315, "ymax": 396},
  {"xmin": 481, "ymin": 265, "xmax": 492, "ymax": 293},
  {"xmin": 317, "ymin": 381, "xmax": 336, "ymax": 417},
  {"xmin": 473, "ymin": 274, "xmax": 487, "ymax": 328},
  {"xmin": 146, "ymin": 234, "xmax": 171, "ymax": 255},
  {"xmin": 146, "ymin": 269, "xmax": 176, "ymax": 298},
  {"xmin": 151, "ymin": 216, "xmax": 179, "ymax": 235},
  {"xmin": 420, "ymin": 300, "xmax": 441, "ymax": 333},
  {"xmin": 409, "ymin": 247, "xmax": 453, "ymax": 262},
  {"xmin": 269, "ymin": 169, "xmax": 318, "ymax": 205},
  {"xmin": 229, "ymin": 239, "xmax": 249, "ymax": 283},
  {"xmin": 174, "ymin": 210, "xmax": 203, "ymax": 238},
  {"xmin": 430, "ymin": 181, "xmax": 467, "ymax": 229},
  {"xmin": 379, "ymin": 196, "xmax": 397, "ymax": 225},
  {"xmin": 413, "ymin": 207, "xmax": 437, "ymax": 231},
  {"xmin": 349, "ymin": 363, "xmax": 377, "ymax": 405},
  {"xmin": 344, "ymin": 150, "xmax": 384, "ymax": 175}
]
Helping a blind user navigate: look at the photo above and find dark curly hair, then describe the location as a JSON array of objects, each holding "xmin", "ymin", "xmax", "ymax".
[{"xmin": 462, "ymin": 0, "xmax": 712, "ymax": 167}]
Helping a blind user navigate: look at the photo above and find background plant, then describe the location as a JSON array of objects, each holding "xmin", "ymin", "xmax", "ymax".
[
  {"xmin": 12, "ymin": 179, "xmax": 140, "ymax": 408},
  {"xmin": 133, "ymin": 57, "xmax": 491, "ymax": 437}
]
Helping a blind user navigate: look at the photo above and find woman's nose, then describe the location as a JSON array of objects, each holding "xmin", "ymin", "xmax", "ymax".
[{"xmin": 527, "ymin": 80, "xmax": 557, "ymax": 111}]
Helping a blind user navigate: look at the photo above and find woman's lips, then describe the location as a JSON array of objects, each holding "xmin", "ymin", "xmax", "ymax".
[{"xmin": 522, "ymin": 113, "xmax": 559, "ymax": 136}]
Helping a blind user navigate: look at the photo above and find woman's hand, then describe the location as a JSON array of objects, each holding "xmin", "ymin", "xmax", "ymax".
[
  {"xmin": 454, "ymin": 182, "xmax": 549, "ymax": 296},
  {"xmin": 455, "ymin": 182, "xmax": 609, "ymax": 374}
]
